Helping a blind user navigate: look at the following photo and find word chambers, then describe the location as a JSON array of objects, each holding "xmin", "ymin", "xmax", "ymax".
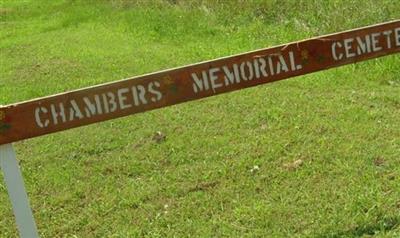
[{"xmin": 34, "ymin": 81, "xmax": 162, "ymax": 128}]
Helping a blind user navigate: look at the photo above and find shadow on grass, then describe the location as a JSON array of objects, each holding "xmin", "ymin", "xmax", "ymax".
[{"xmin": 317, "ymin": 216, "xmax": 400, "ymax": 237}]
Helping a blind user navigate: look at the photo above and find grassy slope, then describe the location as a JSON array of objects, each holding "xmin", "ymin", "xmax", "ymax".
[{"xmin": 0, "ymin": 0, "xmax": 399, "ymax": 237}]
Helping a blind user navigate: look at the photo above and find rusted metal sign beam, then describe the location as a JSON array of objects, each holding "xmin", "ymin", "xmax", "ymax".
[{"xmin": 1, "ymin": 20, "xmax": 399, "ymax": 145}]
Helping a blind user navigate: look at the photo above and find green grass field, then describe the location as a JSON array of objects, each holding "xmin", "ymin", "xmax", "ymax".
[{"xmin": 1, "ymin": 0, "xmax": 399, "ymax": 237}]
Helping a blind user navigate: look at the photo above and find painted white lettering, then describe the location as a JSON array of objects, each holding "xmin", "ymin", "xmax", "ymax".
[
  {"xmin": 344, "ymin": 38, "xmax": 355, "ymax": 58},
  {"xmin": 240, "ymin": 61, "xmax": 254, "ymax": 81},
  {"xmin": 356, "ymin": 35, "xmax": 371, "ymax": 55},
  {"xmin": 288, "ymin": 51, "xmax": 302, "ymax": 70},
  {"xmin": 191, "ymin": 71, "xmax": 209, "ymax": 93},
  {"xmin": 132, "ymin": 85, "xmax": 147, "ymax": 106},
  {"xmin": 117, "ymin": 88, "xmax": 132, "ymax": 109},
  {"xmin": 382, "ymin": 30, "xmax": 393, "ymax": 49},
  {"xmin": 233, "ymin": 64, "xmax": 241, "ymax": 82},
  {"xmin": 371, "ymin": 33, "xmax": 382, "ymax": 52},
  {"xmin": 69, "ymin": 100, "xmax": 84, "ymax": 121},
  {"xmin": 268, "ymin": 57, "xmax": 275, "ymax": 75},
  {"xmin": 83, "ymin": 96, "xmax": 102, "ymax": 118},
  {"xmin": 102, "ymin": 93, "xmax": 110, "ymax": 113},
  {"xmin": 257, "ymin": 58, "xmax": 268, "ymax": 77},
  {"xmin": 94, "ymin": 95, "xmax": 103, "ymax": 115},
  {"xmin": 276, "ymin": 55, "xmax": 289, "ymax": 74},
  {"xmin": 50, "ymin": 103, "xmax": 66, "ymax": 125},
  {"xmin": 332, "ymin": 42, "xmax": 343, "ymax": 60},
  {"xmin": 106, "ymin": 92, "xmax": 117, "ymax": 112},
  {"xmin": 148, "ymin": 81, "xmax": 162, "ymax": 102},
  {"xmin": 35, "ymin": 107, "xmax": 49, "ymax": 128},
  {"xmin": 289, "ymin": 51, "xmax": 296, "ymax": 71},
  {"xmin": 209, "ymin": 67, "xmax": 222, "ymax": 92},
  {"xmin": 395, "ymin": 27, "xmax": 400, "ymax": 46},
  {"xmin": 253, "ymin": 59, "xmax": 260, "ymax": 79},
  {"xmin": 223, "ymin": 65, "xmax": 237, "ymax": 85}
]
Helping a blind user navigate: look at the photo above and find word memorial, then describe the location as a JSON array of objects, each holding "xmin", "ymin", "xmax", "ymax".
[{"xmin": 0, "ymin": 20, "xmax": 399, "ymax": 238}]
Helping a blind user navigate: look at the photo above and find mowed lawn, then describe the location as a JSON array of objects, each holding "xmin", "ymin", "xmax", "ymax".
[{"xmin": 1, "ymin": 0, "xmax": 400, "ymax": 237}]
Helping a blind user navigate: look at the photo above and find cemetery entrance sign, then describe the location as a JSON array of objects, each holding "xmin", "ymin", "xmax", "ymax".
[
  {"xmin": 0, "ymin": 20, "xmax": 399, "ymax": 237},
  {"xmin": 1, "ymin": 20, "xmax": 399, "ymax": 145}
]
